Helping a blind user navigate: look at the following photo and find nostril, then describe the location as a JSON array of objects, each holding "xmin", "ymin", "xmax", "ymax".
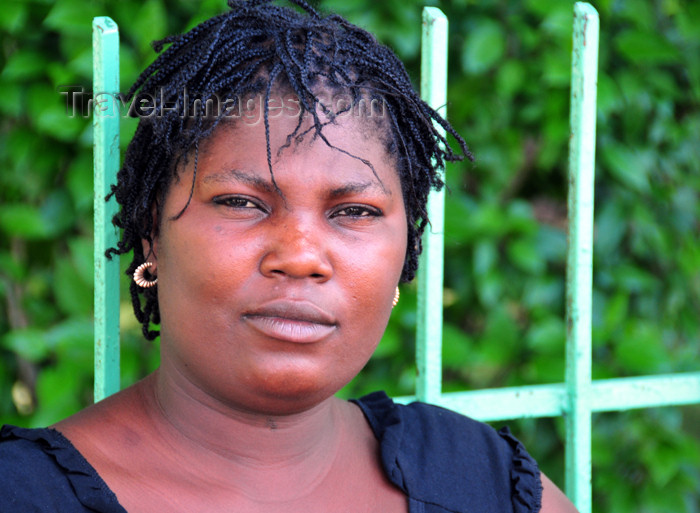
[{"xmin": 259, "ymin": 239, "xmax": 333, "ymax": 280}]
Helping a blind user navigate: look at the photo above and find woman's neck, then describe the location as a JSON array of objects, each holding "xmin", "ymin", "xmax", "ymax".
[
  {"xmin": 150, "ymin": 368, "xmax": 342, "ymax": 462},
  {"xmin": 138, "ymin": 368, "xmax": 352, "ymax": 502}
]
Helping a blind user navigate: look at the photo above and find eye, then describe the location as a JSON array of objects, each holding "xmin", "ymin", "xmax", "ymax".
[
  {"xmin": 213, "ymin": 195, "xmax": 265, "ymax": 211},
  {"xmin": 331, "ymin": 205, "xmax": 383, "ymax": 218}
]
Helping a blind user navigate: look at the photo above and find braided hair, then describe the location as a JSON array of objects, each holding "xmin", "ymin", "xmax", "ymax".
[{"xmin": 107, "ymin": 0, "xmax": 471, "ymax": 340}]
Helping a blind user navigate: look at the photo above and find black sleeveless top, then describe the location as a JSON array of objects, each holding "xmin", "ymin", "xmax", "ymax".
[{"xmin": 0, "ymin": 391, "xmax": 542, "ymax": 512}]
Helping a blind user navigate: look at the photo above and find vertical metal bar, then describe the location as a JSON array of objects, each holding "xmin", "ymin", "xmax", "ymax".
[
  {"xmin": 416, "ymin": 7, "xmax": 448, "ymax": 404},
  {"xmin": 565, "ymin": 4, "xmax": 598, "ymax": 512},
  {"xmin": 93, "ymin": 17, "xmax": 121, "ymax": 401}
]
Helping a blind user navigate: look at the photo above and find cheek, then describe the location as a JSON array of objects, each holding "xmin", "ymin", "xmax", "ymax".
[
  {"xmin": 336, "ymin": 242, "xmax": 402, "ymax": 332},
  {"xmin": 156, "ymin": 225, "xmax": 254, "ymax": 321},
  {"xmin": 339, "ymin": 227, "xmax": 405, "ymax": 282}
]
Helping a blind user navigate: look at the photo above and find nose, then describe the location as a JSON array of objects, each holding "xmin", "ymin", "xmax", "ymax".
[{"xmin": 259, "ymin": 215, "xmax": 333, "ymax": 281}]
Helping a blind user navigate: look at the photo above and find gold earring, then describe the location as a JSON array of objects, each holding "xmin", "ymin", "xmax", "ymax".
[
  {"xmin": 133, "ymin": 262, "xmax": 158, "ymax": 288},
  {"xmin": 392, "ymin": 287, "xmax": 400, "ymax": 308}
]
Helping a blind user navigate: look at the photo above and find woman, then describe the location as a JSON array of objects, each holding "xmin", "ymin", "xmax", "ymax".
[{"xmin": 1, "ymin": 1, "xmax": 577, "ymax": 511}]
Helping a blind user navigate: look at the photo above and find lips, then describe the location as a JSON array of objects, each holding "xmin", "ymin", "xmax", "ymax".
[{"xmin": 242, "ymin": 301, "xmax": 337, "ymax": 343}]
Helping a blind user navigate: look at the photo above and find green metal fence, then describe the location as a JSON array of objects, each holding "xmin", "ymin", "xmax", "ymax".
[
  {"xmin": 92, "ymin": 5, "xmax": 700, "ymax": 512},
  {"xmin": 92, "ymin": 16, "xmax": 121, "ymax": 402}
]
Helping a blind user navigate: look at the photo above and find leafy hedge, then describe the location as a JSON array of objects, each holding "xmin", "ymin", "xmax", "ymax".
[{"xmin": 1, "ymin": 0, "xmax": 698, "ymax": 511}]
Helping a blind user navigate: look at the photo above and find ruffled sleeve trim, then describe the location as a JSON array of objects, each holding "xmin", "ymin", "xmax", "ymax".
[
  {"xmin": 0, "ymin": 424, "xmax": 126, "ymax": 513},
  {"xmin": 498, "ymin": 426, "xmax": 543, "ymax": 513},
  {"xmin": 353, "ymin": 392, "xmax": 545, "ymax": 513}
]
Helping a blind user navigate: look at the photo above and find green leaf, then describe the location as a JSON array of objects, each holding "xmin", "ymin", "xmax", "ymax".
[
  {"xmin": 642, "ymin": 442, "xmax": 681, "ymax": 488},
  {"xmin": 68, "ymin": 238, "xmax": 95, "ymax": 286},
  {"xmin": 612, "ymin": 265, "xmax": 658, "ymax": 294},
  {"xmin": 602, "ymin": 293, "xmax": 629, "ymax": 335},
  {"xmin": 469, "ymin": 203, "xmax": 509, "ymax": 238},
  {"xmin": 461, "ymin": 20, "xmax": 505, "ymax": 74},
  {"xmin": 442, "ymin": 323, "xmax": 473, "ymax": 367},
  {"xmin": 507, "ymin": 237, "xmax": 546, "ymax": 275},
  {"xmin": 618, "ymin": 0, "xmax": 656, "ymax": 31},
  {"xmin": 614, "ymin": 322, "xmax": 668, "ymax": 374},
  {"xmin": 67, "ymin": 152, "xmax": 94, "ymax": 212},
  {"xmin": 595, "ymin": 201, "xmax": 628, "ymax": 256},
  {"xmin": 53, "ymin": 257, "xmax": 93, "ymax": 316},
  {"xmin": 475, "ymin": 272, "xmax": 503, "ymax": 308},
  {"xmin": 0, "ymin": 191, "xmax": 72, "ymax": 239},
  {"xmin": 473, "ymin": 240, "xmax": 497, "ymax": 276},
  {"xmin": 0, "ymin": 251, "xmax": 26, "ymax": 281},
  {"xmin": 496, "ymin": 59, "xmax": 525, "ymax": 98},
  {"xmin": 481, "ymin": 306, "xmax": 520, "ymax": 365},
  {"xmin": 128, "ymin": 1, "xmax": 168, "ymax": 54},
  {"xmin": 41, "ymin": 190, "xmax": 76, "ymax": 235},
  {"xmin": 524, "ymin": 0, "xmax": 569, "ymax": 19},
  {"xmin": 0, "ymin": 2, "xmax": 28, "ymax": 33},
  {"xmin": 43, "ymin": 0, "xmax": 100, "ymax": 36},
  {"xmin": 524, "ymin": 354, "xmax": 565, "ymax": 383},
  {"xmin": 2, "ymin": 329, "xmax": 51, "ymax": 362},
  {"xmin": 67, "ymin": 46, "xmax": 93, "ymax": 80},
  {"xmin": 1, "ymin": 51, "xmax": 49, "ymax": 81},
  {"xmin": 0, "ymin": 204, "xmax": 49, "ymax": 239},
  {"xmin": 600, "ymin": 143, "xmax": 652, "ymax": 193},
  {"xmin": 27, "ymin": 84, "xmax": 85, "ymax": 141},
  {"xmin": 596, "ymin": 72, "xmax": 623, "ymax": 118},
  {"xmin": 34, "ymin": 364, "xmax": 85, "ymax": 425},
  {"xmin": 525, "ymin": 316, "xmax": 565, "ymax": 354},
  {"xmin": 47, "ymin": 317, "xmax": 93, "ymax": 364},
  {"xmin": 0, "ymin": 82, "xmax": 24, "ymax": 117},
  {"xmin": 615, "ymin": 30, "xmax": 680, "ymax": 66},
  {"xmin": 521, "ymin": 277, "xmax": 564, "ymax": 312},
  {"xmin": 542, "ymin": 51, "xmax": 570, "ymax": 87},
  {"xmin": 534, "ymin": 226, "xmax": 566, "ymax": 264},
  {"xmin": 540, "ymin": 8, "xmax": 572, "ymax": 39}
]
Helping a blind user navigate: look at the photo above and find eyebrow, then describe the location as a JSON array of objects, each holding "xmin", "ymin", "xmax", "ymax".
[
  {"xmin": 328, "ymin": 181, "xmax": 391, "ymax": 199},
  {"xmin": 202, "ymin": 169, "xmax": 274, "ymax": 193},
  {"xmin": 202, "ymin": 169, "xmax": 391, "ymax": 198}
]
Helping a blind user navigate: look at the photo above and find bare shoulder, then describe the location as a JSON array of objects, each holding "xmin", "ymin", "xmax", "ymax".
[
  {"xmin": 52, "ymin": 377, "xmax": 154, "ymax": 465},
  {"xmin": 540, "ymin": 473, "xmax": 579, "ymax": 513}
]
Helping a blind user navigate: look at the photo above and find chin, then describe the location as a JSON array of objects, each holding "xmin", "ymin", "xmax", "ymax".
[{"xmin": 250, "ymin": 371, "xmax": 348, "ymax": 415}]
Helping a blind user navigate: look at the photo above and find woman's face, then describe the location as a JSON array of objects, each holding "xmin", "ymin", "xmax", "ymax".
[{"xmin": 151, "ymin": 102, "xmax": 408, "ymax": 414}]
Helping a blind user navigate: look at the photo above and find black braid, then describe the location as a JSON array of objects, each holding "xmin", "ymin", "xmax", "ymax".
[{"xmin": 107, "ymin": 0, "xmax": 472, "ymax": 340}]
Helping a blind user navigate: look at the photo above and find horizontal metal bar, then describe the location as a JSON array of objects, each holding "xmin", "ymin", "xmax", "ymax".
[
  {"xmin": 433, "ymin": 384, "xmax": 567, "ymax": 421},
  {"xmin": 590, "ymin": 372, "xmax": 700, "ymax": 412},
  {"xmin": 394, "ymin": 386, "xmax": 567, "ymax": 421},
  {"xmin": 393, "ymin": 372, "xmax": 700, "ymax": 421}
]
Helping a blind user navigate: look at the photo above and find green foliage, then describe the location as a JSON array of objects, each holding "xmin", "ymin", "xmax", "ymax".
[{"xmin": 0, "ymin": 0, "xmax": 698, "ymax": 511}]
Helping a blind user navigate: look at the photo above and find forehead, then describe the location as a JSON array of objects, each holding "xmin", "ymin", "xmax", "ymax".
[
  {"xmin": 196, "ymin": 92, "xmax": 397, "ymax": 176},
  {"xmin": 215, "ymin": 90, "xmax": 389, "ymax": 137}
]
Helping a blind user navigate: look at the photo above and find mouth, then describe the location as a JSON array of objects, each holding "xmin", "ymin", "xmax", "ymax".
[{"xmin": 242, "ymin": 301, "xmax": 337, "ymax": 344}]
